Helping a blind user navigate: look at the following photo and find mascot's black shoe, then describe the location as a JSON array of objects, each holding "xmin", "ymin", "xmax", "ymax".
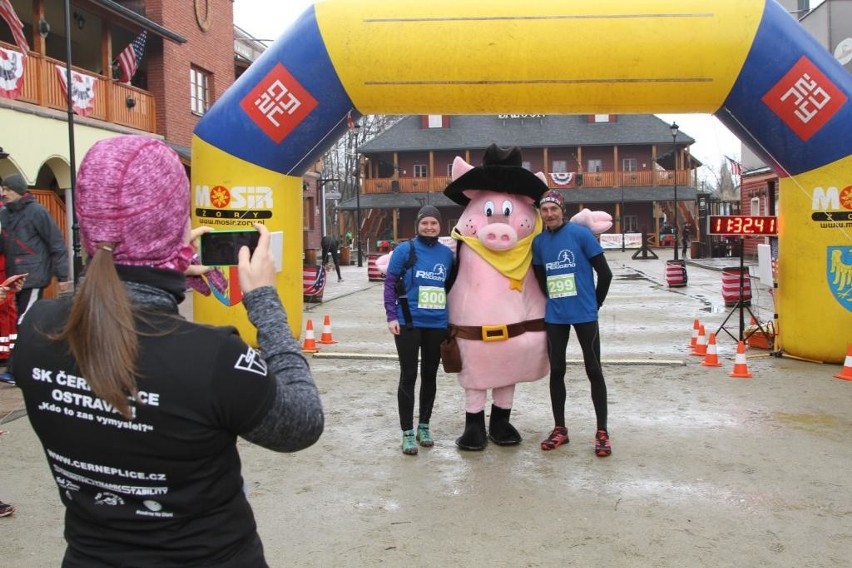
[
  {"xmin": 488, "ymin": 405, "xmax": 522, "ymax": 446},
  {"xmin": 456, "ymin": 411, "xmax": 487, "ymax": 451}
]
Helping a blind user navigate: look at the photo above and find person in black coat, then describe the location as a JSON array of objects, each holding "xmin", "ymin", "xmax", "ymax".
[{"xmin": 321, "ymin": 234, "xmax": 342, "ymax": 282}]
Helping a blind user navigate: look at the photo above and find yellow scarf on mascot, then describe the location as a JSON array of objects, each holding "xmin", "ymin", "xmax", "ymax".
[{"xmin": 451, "ymin": 215, "xmax": 543, "ymax": 291}]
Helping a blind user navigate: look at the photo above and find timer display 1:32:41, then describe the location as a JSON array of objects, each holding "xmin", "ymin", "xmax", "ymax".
[{"xmin": 708, "ymin": 215, "xmax": 778, "ymax": 235}]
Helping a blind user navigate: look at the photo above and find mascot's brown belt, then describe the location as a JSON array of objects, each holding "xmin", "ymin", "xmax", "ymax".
[{"xmin": 450, "ymin": 319, "xmax": 545, "ymax": 342}]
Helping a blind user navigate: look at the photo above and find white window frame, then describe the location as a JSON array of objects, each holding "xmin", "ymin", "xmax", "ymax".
[
  {"xmin": 190, "ymin": 66, "xmax": 211, "ymax": 115},
  {"xmin": 750, "ymin": 197, "xmax": 761, "ymax": 215},
  {"xmin": 413, "ymin": 164, "xmax": 428, "ymax": 178}
]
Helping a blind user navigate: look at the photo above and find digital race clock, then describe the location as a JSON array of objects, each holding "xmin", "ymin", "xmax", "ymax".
[{"xmin": 708, "ymin": 215, "xmax": 778, "ymax": 235}]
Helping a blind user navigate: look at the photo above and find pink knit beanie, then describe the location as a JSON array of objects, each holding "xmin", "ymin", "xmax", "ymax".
[{"xmin": 76, "ymin": 135, "xmax": 191, "ymax": 271}]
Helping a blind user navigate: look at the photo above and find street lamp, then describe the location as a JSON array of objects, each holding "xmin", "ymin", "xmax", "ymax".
[
  {"xmin": 347, "ymin": 123, "xmax": 363, "ymax": 267},
  {"xmin": 620, "ymin": 184, "xmax": 625, "ymax": 252},
  {"xmin": 317, "ymin": 177, "xmax": 340, "ymax": 237},
  {"xmin": 670, "ymin": 121, "xmax": 679, "ymax": 260}
]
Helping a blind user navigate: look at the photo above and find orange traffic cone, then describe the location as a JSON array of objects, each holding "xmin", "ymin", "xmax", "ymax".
[
  {"xmin": 834, "ymin": 343, "xmax": 852, "ymax": 381},
  {"xmin": 701, "ymin": 333, "xmax": 722, "ymax": 367},
  {"xmin": 692, "ymin": 325, "xmax": 707, "ymax": 357},
  {"xmin": 301, "ymin": 320, "xmax": 319, "ymax": 353},
  {"xmin": 689, "ymin": 318, "xmax": 700, "ymax": 349},
  {"xmin": 319, "ymin": 314, "xmax": 338, "ymax": 344},
  {"xmin": 728, "ymin": 341, "xmax": 753, "ymax": 378}
]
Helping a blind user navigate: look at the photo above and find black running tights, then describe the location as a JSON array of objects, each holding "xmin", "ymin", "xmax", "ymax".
[
  {"xmin": 546, "ymin": 321, "xmax": 608, "ymax": 431},
  {"xmin": 394, "ymin": 326, "xmax": 445, "ymax": 431}
]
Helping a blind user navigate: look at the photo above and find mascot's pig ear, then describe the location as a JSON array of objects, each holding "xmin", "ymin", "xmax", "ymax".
[
  {"xmin": 534, "ymin": 172, "xmax": 548, "ymax": 186},
  {"xmin": 451, "ymin": 156, "xmax": 474, "ymax": 181},
  {"xmin": 570, "ymin": 208, "xmax": 613, "ymax": 235}
]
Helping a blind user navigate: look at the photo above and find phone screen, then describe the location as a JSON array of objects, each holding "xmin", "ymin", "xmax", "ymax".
[{"xmin": 200, "ymin": 230, "xmax": 260, "ymax": 266}]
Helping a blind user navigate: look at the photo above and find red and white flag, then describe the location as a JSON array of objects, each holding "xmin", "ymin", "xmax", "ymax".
[
  {"xmin": 56, "ymin": 65, "xmax": 96, "ymax": 116},
  {"xmin": 0, "ymin": 45, "xmax": 25, "ymax": 99},
  {"xmin": 726, "ymin": 156, "xmax": 742, "ymax": 177},
  {"xmin": 114, "ymin": 30, "xmax": 147, "ymax": 83},
  {"xmin": 0, "ymin": 0, "xmax": 29, "ymax": 59}
]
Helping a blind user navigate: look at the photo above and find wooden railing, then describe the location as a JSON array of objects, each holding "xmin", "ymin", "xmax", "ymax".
[
  {"xmin": 2, "ymin": 41, "xmax": 156, "ymax": 133},
  {"xmin": 363, "ymin": 170, "xmax": 692, "ymax": 194}
]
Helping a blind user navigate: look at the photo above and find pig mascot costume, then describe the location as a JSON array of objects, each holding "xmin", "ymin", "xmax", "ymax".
[{"xmin": 444, "ymin": 144, "xmax": 550, "ymax": 451}]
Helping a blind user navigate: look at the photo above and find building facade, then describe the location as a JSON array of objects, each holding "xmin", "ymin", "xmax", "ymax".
[
  {"xmin": 0, "ymin": 0, "xmax": 238, "ymax": 283},
  {"xmin": 341, "ymin": 113, "xmax": 709, "ymax": 257}
]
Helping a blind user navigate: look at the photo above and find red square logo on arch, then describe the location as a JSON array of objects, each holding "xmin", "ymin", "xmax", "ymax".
[
  {"xmin": 762, "ymin": 56, "xmax": 846, "ymax": 142},
  {"xmin": 241, "ymin": 64, "xmax": 317, "ymax": 144}
]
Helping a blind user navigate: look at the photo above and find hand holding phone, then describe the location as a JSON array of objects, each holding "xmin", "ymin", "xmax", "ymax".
[
  {"xmin": 238, "ymin": 224, "xmax": 276, "ymax": 295},
  {"xmin": 199, "ymin": 230, "xmax": 260, "ymax": 266}
]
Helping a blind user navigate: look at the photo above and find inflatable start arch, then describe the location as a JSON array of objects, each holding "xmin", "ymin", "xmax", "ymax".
[{"xmin": 192, "ymin": 0, "xmax": 851, "ymax": 363}]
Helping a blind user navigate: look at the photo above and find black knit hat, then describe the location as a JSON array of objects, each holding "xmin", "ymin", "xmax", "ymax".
[
  {"xmin": 443, "ymin": 144, "xmax": 549, "ymax": 206},
  {"xmin": 0, "ymin": 174, "xmax": 27, "ymax": 195},
  {"xmin": 416, "ymin": 205, "xmax": 442, "ymax": 227}
]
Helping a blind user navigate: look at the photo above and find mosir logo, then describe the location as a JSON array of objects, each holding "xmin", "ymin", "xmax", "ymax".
[
  {"xmin": 194, "ymin": 185, "xmax": 274, "ymax": 220},
  {"xmin": 240, "ymin": 63, "xmax": 317, "ymax": 144},
  {"xmin": 810, "ymin": 186, "xmax": 852, "ymax": 227},
  {"xmin": 762, "ymin": 56, "xmax": 847, "ymax": 141}
]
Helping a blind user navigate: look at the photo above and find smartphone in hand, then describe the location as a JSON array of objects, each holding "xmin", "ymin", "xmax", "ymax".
[{"xmin": 199, "ymin": 230, "xmax": 260, "ymax": 266}]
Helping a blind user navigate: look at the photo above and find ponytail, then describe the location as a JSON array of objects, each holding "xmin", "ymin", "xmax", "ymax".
[{"xmin": 52, "ymin": 244, "xmax": 139, "ymax": 419}]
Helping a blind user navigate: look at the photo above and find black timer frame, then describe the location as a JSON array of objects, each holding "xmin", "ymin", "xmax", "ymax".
[{"xmin": 714, "ymin": 236, "xmax": 770, "ymax": 345}]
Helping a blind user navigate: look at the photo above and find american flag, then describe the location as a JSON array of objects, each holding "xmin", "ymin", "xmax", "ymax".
[
  {"xmin": 726, "ymin": 156, "xmax": 742, "ymax": 178},
  {"xmin": 0, "ymin": 0, "xmax": 30, "ymax": 59},
  {"xmin": 303, "ymin": 265, "xmax": 326, "ymax": 298},
  {"xmin": 115, "ymin": 30, "xmax": 147, "ymax": 83}
]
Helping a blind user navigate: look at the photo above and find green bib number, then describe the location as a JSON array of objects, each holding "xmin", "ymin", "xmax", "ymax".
[
  {"xmin": 418, "ymin": 286, "xmax": 446, "ymax": 310},
  {"xmin": 547, "ymin": 273, "xmax": 577, "ymax": 299}
]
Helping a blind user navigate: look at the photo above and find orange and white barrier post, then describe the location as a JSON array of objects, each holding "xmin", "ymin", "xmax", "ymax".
[
  {"xmin": 301, "ymin": 319, "xmax": 319, "ymax": 353},
  {"xmin": 728, "ymin": 340, "xmax": 753, "ymax": 378},
  {"xmin": 701, "ymin": 332, "xmax": 722, "ymax": 367},
  {"xmin": 834, "ymin": 344, "xmax": 852, "ymax": 381},
  {"xmin": 319, "ymin": 314, "xmax": 338, "ymax": 345}
]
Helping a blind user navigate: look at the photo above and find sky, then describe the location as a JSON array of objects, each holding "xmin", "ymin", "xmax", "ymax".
[{"xmin": 233, "ymin": 1, "xmax": 743, "ymax": 181}]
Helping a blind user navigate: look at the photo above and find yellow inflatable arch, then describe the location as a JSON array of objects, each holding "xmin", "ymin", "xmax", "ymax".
[{"xmin": 192, "ymin": 0, "xmax": 851, "ymax": 363}]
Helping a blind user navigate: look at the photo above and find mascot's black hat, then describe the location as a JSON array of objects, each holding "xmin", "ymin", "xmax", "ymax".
[{"xmin": 443, "ymin": 144, "xmax": 550, "ymax": 207}]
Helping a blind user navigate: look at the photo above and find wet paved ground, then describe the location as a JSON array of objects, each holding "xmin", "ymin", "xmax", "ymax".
[{"xmin": 3, "ymin": 248, "xmax": 850, "ymax": 567}]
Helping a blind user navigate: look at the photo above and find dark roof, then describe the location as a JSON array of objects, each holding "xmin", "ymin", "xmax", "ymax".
[
  {"xmin": 655, "ymin": 149, "xmax": 703, "ymax": 169},
  {"xmin": 337, "ymin": 186, "xmax": 697, "ymax": 211},
  {"xmin": 93, "ymin": 0, "xmax": 186, "ymax": 44},
  {"xmin": 358, "ymin": 114, "xmax": 695, "ymax": 153}
]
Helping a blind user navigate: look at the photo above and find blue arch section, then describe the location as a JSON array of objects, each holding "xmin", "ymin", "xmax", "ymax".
[
  {"xmin": 717, "ymin": 1, "xmax": 852, "ymax": 176},
  {"xmin": 195, "ymin": 8, "xmax": 359, "ymax": 175}
]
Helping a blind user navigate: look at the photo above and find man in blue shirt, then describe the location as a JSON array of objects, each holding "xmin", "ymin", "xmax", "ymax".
[{"xmin": 532, "ymin": 191, "xmax": 613, "ymax": 456}]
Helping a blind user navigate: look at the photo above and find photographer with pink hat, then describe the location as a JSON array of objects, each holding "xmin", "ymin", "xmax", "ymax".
[{"xmin": 12, "ymin": 135, "xmax": 323, "ymax": 567}]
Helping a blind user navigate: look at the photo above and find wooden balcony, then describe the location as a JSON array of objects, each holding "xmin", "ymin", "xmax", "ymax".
[
  {"xmin": 2, "ymin": 41, "xmax": 156, "ymax": 133},
  {"xmin": 362, "ymin": 170, "xmax": 692, "ymax": 194}
]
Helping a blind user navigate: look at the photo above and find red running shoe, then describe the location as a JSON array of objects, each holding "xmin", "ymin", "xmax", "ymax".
[
  {"xmin": 595, "ymin": 429, "xmax": 612, "ymax": 457},
  {"xmin": 540, "ymin": 426, "xmax": 569, "ymax": 451}
]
